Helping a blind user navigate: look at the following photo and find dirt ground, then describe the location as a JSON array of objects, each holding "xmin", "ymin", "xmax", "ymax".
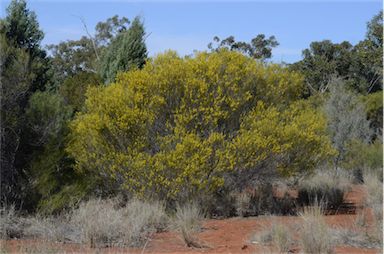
[{"xmin": 1, "ymin": 185, "xmax": 382, "ymax": 254}]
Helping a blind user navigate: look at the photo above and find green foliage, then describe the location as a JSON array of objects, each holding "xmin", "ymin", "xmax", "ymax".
[
  {"xmin": 59, "ymin": 72, "xmax": 102, "ymax": 112},
  {"xmin": 67, "ymin": 50, "xmax": 334, "ymax": 202},
  {"xmin": 4, "ymin": 4, "xmax": 379, "ymax": 214},
  {"xmin": 47, "ymin": 15, "xmax": 129, "ymax": 87},
  {"xmin": 290, "ymin": 40, "xmax": 354, "ymax": 95},
  {"xmin": 3, "ymin": 0, "xmax": 43, "ymax": 53},
  {"xmin": 0, "ymin": 33, "xmax": 28, "ymax": 205},
  {"xmin": 31, "ymin": 143, "xmax": 80, "ymax": 214},
  {"xmin": 95, "ymin": 15, "xmax": 130, "ymax": 46},
  {"xmin": 0, "ymin": 0, "xmax": 50, "ymax": 205},
  {"xmin": 344, "ymin": 139, "xmax": 383, "ymax": 172},
  {"xmin": 25, "ymin": 90, "xmax": 109, "ymax": 214},
  {"xmin": 99, "ymin": 16, "xmax": 147, "ymax": 84},
  {"xmin": 1, "ymin": 0, "xmax": 51, "ymax": 92},
  {"xmin": 366, "ymin": 11, "xmax": 383, "ymax": 48},
  {"xmin": 291, "ymin": 11, "xmax": 383, "ymax": 95},
  {"xmin": 350, "ymin": 35, "xmax": 382, "ymax": 94},
  {"xmin": 26, "ymin": 91, "xmax": 73, "ymax": 146},
  {"xmin": 0, "ymin": 32, "xmax": 30, "ymax": 139},
  {"xmin": 47, "ymin": 37, "xmax": 99, "ymax": 87},
  {"xmin": 208, "ymin": 34, "xmax": 278, "ymax": 60},
  {"xmin": 24, "ymin": 92, "xmax": 78, "ymax": 213},
  {"xmin": 361, "ymin": 91, "xmax": 383, "ymax": 137}
]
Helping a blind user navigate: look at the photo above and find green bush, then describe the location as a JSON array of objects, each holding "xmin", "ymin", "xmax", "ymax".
[
  {"xmin": 68, "ymin": 50, "xmax": 334, "ymax": 203},
  {"xmin": 361, "ymin": 91, "xmax": 383, "ymax": 138},
  {"xmin": 344, "ymin": 139, "xmax": 383, "ymax": 174},
  {"xmin": 60, "ymin": 72, "xmax": 102, "ymax": 112}
]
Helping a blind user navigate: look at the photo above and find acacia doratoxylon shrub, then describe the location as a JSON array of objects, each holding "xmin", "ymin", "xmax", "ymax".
[{"xmin": 67, "ymin": 50, "xmax": 335, "ymax": 201}]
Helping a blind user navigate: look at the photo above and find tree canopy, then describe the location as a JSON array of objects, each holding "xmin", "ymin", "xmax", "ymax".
[
  {"xmin": 291, "ymin": 11, "xmax": 383, "ymax": 95},
  {"xmin": 99, "ymin": 16, "xmax": 147, "ymax": 84},
  {"xmin": 208, "ymin": 34, "xmax": 279, "ymax": 61},
  {"xmin": 47, "ymin": 15, "xmax": 130, "ymax": 87}
]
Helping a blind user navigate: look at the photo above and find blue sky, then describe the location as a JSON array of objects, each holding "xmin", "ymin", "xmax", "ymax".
[{"xmin": 0, "ymin": 0, "xmax": 382, "ymax": 63}]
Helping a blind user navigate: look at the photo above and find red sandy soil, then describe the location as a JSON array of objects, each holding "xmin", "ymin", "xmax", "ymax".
[{"xmin": 1, "ymin": 185, "xmax": 382, "ymax": 254}]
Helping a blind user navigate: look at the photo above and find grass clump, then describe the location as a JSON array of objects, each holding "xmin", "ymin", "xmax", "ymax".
[
  {"xmin": 257, "ymin": 222, "xmax": 291, "ymax": 253},
  {"xmin": 71, "ymin": 198, "xmax": 167, "ymax": 247},
  {"xmin": 362, "ymin": 170, "xmax": 383, "ymax": 246},
  {"xmin": 270, "ymin": 224, "xmax": 290, "ymax": 253},
  {"xmin": 234, "ymin": 192, "xmax": 251, "ymax": 217},
  {"xmin": 70, "ymin": 198, "xmax": 129, "ymax": 247},
  {"xmin": 1, "ymin": 198, "xmax": 168, "ymax": 249},
  {"xmin": 299, "ymin": 204, "xmax": 333, "ymax": 254},
  {"xmin": 0, "ymin": 205, "xmax": 24, "ymax": 239},
  {"xmin": 172, "ymin": 202, "xmax": 205, "ymax": 248},
  {"xmin": 23, "ymin": 215, "xmax": 75, "ymax": 243},
  {"xmin": 331, "ymin": 226, "xmax": 382, "ymax": 249}
]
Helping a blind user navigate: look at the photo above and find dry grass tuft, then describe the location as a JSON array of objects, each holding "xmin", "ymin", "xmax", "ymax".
[
  {"xmin": 70, "ymin": 198, "xmax": 167, "ymax": 247},
  {"xmin": 0, "ymin": 205, "xmax": 24, "ymax": 239},
  {"xmin": 270, "ymin": 223, "xmax": 290, "ymax": 253},
  {"xmin": 172, "ymin": 203, "xmax": 206, "ymax": 248},
  {"xmin": 362, "ymin": 170, "xmax": 383, "ymax": 246},
  {"xmin": 23, "ymin": 215, "xmax": 75, "ymax": 243},
  {"xmin": 299, "ymin": 204, "xmax": 333, "ymax": 254},
  {"xmin": 256, "ymin": 222, "xmax": 291, "ymax": 253},
  {"xmin": 234, "ymin": 192, "xmax": 251, "ymax": 217},
  {"xmin": 1, "ymin": 198, "xmax": 168, "ymax": 249}
]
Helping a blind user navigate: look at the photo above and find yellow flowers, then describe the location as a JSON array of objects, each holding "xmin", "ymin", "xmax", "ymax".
[
  {"xmin": 67, "ymin": 50, "xmax": 334, "ymax": 200},
  {"xmin": 231, "ymin": 101, "xmax": 335, "ymax": 177}
]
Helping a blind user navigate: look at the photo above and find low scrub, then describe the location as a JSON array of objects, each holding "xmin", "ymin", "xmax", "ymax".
[
  {"xmin": 0, "ymin": 198, "xmax": 168, "ymax": 248},
  {"xmin": 332, "ymin": 205, "xmax": 382, "ymax": 249},
  {"xmin": 331, "ymin": 226, "xmax": 382, "ymax": 249},
  {"xmin": 234, "ymin": 192, "xmax": 251, "ymax": 217},
  {"xmin": 299, "ymin": 204, "xmax": 333, "ymax": 254},
  {"xmin": 363, "ymin": 170, "xmax": 383, "ymax": 245},
  {"xmin": 197, "ymin": 188, "xmax": 237, "ymax": 218},
  {"xmin": 0, "ymin": 205, "xmax": 24, "ymax": 239},
  {"xmin": 364, "ymin": 170, "xmax": 383, "ymax": 208},
  {"xmin": 248, "ymin": 184, "xmax": 276, "ymax": 216},
  {"xmin": 297, "ymin": 169, "xmax": 351, "ymax": 210},
  {"xmin": 270, "ymin": 224, "xmax": 291, "ymax": 253},
  {"xmin": 344, "ymin": 139, "xmax": 383, "ymax": 176},
  {"xmin": 234, "ymin": 183, "xmax": 297, "ymax": 217},
  {"xmin": 257, "ymin": 222, "xmax": 291, "ymax": 253},
  {"xmin": 23, "ymin": 215, "xmax": 76, "ymax": 243},
  {"xmin": 172, "ymin": 203, "xmax": 205, "ymax": 248},
  {"xmin": 71, "ymin": 198, "xmax": 167, "ymax": 247}
]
